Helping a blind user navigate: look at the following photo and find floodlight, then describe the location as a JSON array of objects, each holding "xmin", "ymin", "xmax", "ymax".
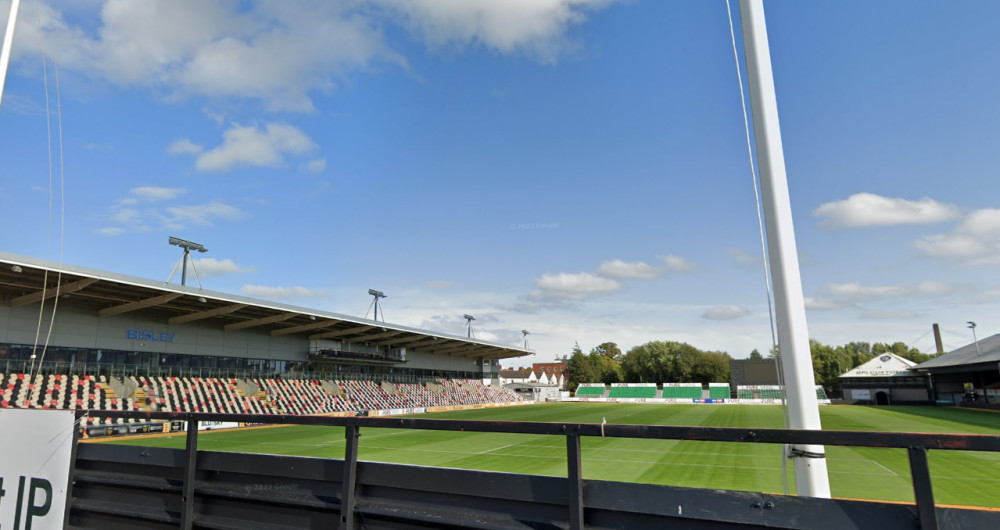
[
  {"xmin": 168, "ymin": 236, "xmax": 208, "ymax": 287},
  {"xmin": 169, "ymin": 236, "xmax": 207, "ymax": 253},
  {"xmin": 967, "ymin": 321, "xmax": 976, "ymax": 329},
  {"xmin": 369, "ymin": 289, "xmax": 387, "ymax": 322},
  {"xmin": 10, "ymin": 265, "xmax": 22, "ymax": 273},
  {"xmin": 464, "ymin": 314, "xmax": 476, "ymax": 338}
]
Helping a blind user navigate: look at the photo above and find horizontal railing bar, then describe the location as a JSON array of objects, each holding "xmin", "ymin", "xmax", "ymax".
[{"xmin": 77, "ymin": 410, "xmax": 1000, "ymax": 452}]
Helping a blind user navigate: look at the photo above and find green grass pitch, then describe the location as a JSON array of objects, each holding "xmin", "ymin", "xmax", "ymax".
[{"xmin": 101, "ymin": 404, "xmax": 1000, "ymax": 508}]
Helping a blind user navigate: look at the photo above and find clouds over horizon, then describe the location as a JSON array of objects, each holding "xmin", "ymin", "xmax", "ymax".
[
  {"xmin": 241, "ymin": 284, "xmax": 328, "ymax": 300},
  {"xmin": 813, "ymin": 193, "xmax": 961, "ymax": 228},
  {"xmin": 702, "ymin": 305, "xmax": 750, "ymax": 320},
  {"xmin": 532, "ymin": 254, "xmax": 697, "ymax": 302}
]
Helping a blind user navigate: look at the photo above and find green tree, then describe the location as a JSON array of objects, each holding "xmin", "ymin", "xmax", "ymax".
[
  {"xmin": 590, "ymin": 342, "xmax": 622, "ymax": 363},
  {"xmin": 749, "ymin": 348, "xmax": 763, "ymax": 360}
]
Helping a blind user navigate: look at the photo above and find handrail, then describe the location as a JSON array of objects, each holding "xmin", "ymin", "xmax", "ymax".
[{"xmin": 78, "ymin": 409, "xmax": 1000, "ymax": 530}]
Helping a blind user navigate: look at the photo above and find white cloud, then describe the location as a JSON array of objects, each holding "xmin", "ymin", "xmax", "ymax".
[
  {"xmin": 596, "ymin": 259, "xmax": 661, "ymax": 279},
  {"xmin": 168, "ymin": 138, "xmax": 204, "ymax": 155},
  {"xmin": 190, "ymin": 122, "xmax": 318, "ymax": 172},
  {"xmin": 191, "ymin": 258, "xmax": 256, "ymax": 278},
  {"xmin": 659, "ymin": 254, "xmax": 697, "ymax": 273},
  {"xmin": 813, "ymin": 192, "xmax": 961, "ymax": 228},
  {"xmin": 912, "ymin": 208, "xmax": 1000, "ymax": 266},
  {"xmin": 861, "ymin": 310, "xmax": 918, "ymax": 320},
  {"xmin": 301, "ymin": 158, "xmax": 327, "ymax": 174},
  {"xmin": 702, "ymin": 305, "xmax": 750, "ymax": 320},
  {"xmin": 824, "ymin": 281, "xmax": 957, "ymax": 300},
  {"xmin": 95, "ymin": 227, "xmax": 125, "ymax": 236},
  {"xmin": 425, "ymin": 280, "xmax": 456, "ymax": 288},
  {"xmin": 9, "ymin": 2, "xmax": 619, "ymax": 110},
  {"xmin": 728, "ymin": 248, "xmax": 760, "ymax": 266},
  {"xmin": 533, "ymin": 272, "xmax": 623, "ymax": 300},
  {"xmin": 11, "ymin": 1, "xmax": 403, "ymax": 112},
  {"xmin": 130, "ymin": 186, "xmax": 186, "ymax": 201},
  {"xmin": 804, "ymin": 297, "xmax": 853, "ymax": 311},
  {"xmin": 164, "ymin": 201, "xmax": 246, "ymax": 228},
  {"xmin": 376, "ymin": 0, "xmax": 616, "ymax": 62},
  {"xmin": 241, "ymin": 284, "xmax": 327, "ymax": 299}
]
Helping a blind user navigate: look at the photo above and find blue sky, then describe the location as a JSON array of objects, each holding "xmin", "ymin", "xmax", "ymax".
[{"xmin": 2, "ymin": 1, "xmax": 998, "ymax": 365}]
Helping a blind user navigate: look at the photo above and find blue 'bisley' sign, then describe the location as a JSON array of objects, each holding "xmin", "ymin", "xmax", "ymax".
[{"xmin": 126, "ymin": 329, "xmax": 176, "ymax": 343}]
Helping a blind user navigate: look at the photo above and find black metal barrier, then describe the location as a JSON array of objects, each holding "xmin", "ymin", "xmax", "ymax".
[{"xmin": 69, "ymin": 410, "xmax": 1000, "ymax": 530}]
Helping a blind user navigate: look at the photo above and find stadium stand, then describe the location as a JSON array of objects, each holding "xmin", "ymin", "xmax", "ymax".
[
  {"xmin": 736, "ymin": 385, "xmax": 828, "ymax": 401},
  {"xmin": 0, "ymin": 372, "xmax": 523, "ymax": 420},
  {"xmin": 708, "ymin": 383, "xmax": 730, "ymax": 399},
  {"xmin": 661, "ymin": 383, "xmax": 702, "ymax": 399},
  {"xmin": 574, "ymin": 384, "xmax": 606, "ymax": 397},
  {"xmin": 607, "ymin": 384, "xmax": 657, "ymax": 399}
]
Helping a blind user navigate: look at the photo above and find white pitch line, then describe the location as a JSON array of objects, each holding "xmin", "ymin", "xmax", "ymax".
[
  {"xmin": 357, "ymin": 444, "xmax": 1000, "ymax": 482},
  {"xmin": 479, "ymin": 442, "xmax": 521, "ymax": 455},
  {"xmin": 870, "ymin": 460, "xmax": 898, "ymax": 476}
]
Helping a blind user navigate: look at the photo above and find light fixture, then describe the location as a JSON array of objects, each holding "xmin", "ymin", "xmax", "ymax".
[
  {"xmin": 369, "ymin": 289, "xmax": 387, "ymax": 322},
  {"xmin": 168, "ymin": 236, "xmax": 207, "ymax": 287},
  {"xmin": 309, "ymin": 315, "xmax": 317, "ymax": 321},
  {"xmin": 464, "ymin": 314, "xmax": 475, "ymax": 338},
  {"xmin": 968, "ymin": 321, "xmax": 981, "ymax": 355},
  {"xmin": 10, "ymin": 265, "xmax": 22, "ymax": 273},
  {"xmin": 197, "ymin": 297, "xmax": 207, "ymax": 303}
]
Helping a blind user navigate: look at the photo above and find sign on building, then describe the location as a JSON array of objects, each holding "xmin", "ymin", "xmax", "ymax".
[{"xmin": 0, "ymin": 410, "xmax": 75, "ymax": 530}]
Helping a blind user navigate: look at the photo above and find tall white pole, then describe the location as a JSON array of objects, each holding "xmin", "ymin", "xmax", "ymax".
[
  {"xmin": 738, "ymin": 0, "xmax": 830, "ymax": 498},
  {"xmin": 0, "ymin": 0, "xmax": 22, "ymax": 112}
]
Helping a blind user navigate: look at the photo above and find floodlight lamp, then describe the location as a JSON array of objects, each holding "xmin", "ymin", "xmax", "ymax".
[
  {"xmin": 368, "ymin": 289, "xmax": 386, "ymax": 298},
  {"xmin": 10, "ymin": 265, "xmax": 22, "ymax": 273},
  {"xmin": 168, "ymin": 236, "xmax": 207, "ymax": 253},
  {"xmin": 197, "ymin": 297, "xmax": 207, "ymax": 303},
  {"xmin": 464, "ymin": 314, "xmax": 475, "ymax": 322},
  {"xmin": 309, "ymin": 315, "xmax": 317, "ymax": 321},
  {"xmin": 967, "ymin": 321, "xmax": 977, "ymax": 329}
]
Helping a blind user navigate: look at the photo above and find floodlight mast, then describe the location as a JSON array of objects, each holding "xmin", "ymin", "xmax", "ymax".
[
  {"xmin": 369, "ymin": 289, "xmax": 386, "ymax": 322},
  {"xmin": 169, "ymin": 237, "xmax": 207, "ymax": 286},
  {"xmin": 521, "ymin": 329, "xmax": 530, "ymax": 349},
  {"xmin": 968, "ymin": 322, "xmax": 980, "ymax": 355},
  {"xmin": 464, "ymin": 314, "xmax": 475, "ymax": 338}
]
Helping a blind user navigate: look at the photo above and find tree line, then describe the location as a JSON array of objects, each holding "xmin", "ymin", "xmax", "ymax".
[{"xmin": 565, "ymin": 339, "xmax": 935, "ymax": 392}]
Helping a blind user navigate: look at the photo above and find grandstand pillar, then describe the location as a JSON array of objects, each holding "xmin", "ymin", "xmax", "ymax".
[
  {"xmin": 341, "ymin": 424, "xmax": 360, "ymax": 529},
  {"xmin": 567, "ymin": 434, "xmax": 584, "ymax": 530},
  {"xmin": 739, "ymin": 0, "xmax": 830, "ymax": 497},
  {"xmin": 181, "ymin": 420, "xmax": 199, "ymax": 530}
]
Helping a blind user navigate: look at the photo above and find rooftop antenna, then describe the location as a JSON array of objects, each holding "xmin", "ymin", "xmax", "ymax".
[
  {"xmin": 168, "ymin": 237, "xmax": 207, "ymax": 287},
  {"xmin": 464, "ymin": 314, "xmax": 475, "ymax": 339},
  {"xmin": 368, "ymin": 289, "xmax": 386, "ymax": 322},
  {"xmin": 522, "ymin": 329, "xmax": 530, "ymax": 349},
  {"xmin": 967, "ymin": 321, "xmax": 981, "ymax": 355}
]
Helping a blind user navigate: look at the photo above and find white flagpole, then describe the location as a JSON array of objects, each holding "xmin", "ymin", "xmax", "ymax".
[
  {"xmin": 0, "ymin": 0, "xmax": 22, "ymax": 111},
  {"xmin": 738, "ymin": 0, "xmax": 830, "ymax": 498}
]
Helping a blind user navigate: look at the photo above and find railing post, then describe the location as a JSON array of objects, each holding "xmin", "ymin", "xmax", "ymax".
[
  {"xmin": 567, "ymin": 433, "xmax": 584, "ymax": 530},
  {"xmin": 340, "ymin": 424, "xmax": 360, "ymax": 530},
  {"xmin": 180, "ymin": 419, "xmax": 199, "ymax": 530},
  {"xmin": 907, "ymin": 446, "xmax": 938, "ymax": 530}
]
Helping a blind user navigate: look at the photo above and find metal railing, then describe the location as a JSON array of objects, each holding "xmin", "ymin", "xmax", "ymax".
[{"xmin": 75, "ymin": 409, "xmax": 1000, "ymax": 530}]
